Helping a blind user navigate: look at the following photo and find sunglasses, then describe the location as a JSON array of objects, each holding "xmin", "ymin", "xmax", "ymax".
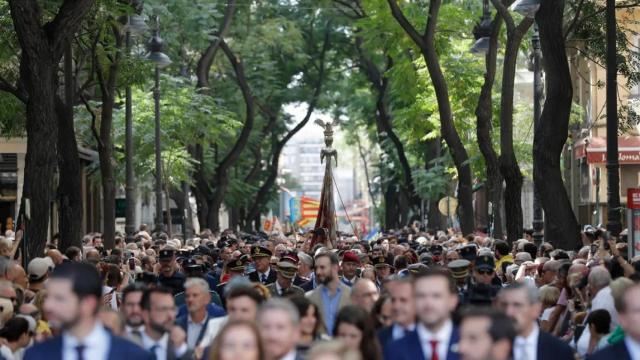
[{"xmin": 476, "ymin": 269, "xmax": 494, "ymax": 276}]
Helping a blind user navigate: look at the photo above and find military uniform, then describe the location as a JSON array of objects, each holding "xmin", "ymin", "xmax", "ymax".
[
  {"xmin": 157, "ymin": 248, "xmax": 186, "ymax": 295},
  {"xmin": 247, "ymin": 246, "xmax": 277, "ymax": 285},
  {"xmin": 216, "ymin": 258, "xmax": 247, "ymax": 306},
  {"xmin": 267, "ymin": 252, "xmax": 305, "ymax": 298},
  {"xmin": 448, "ymin": 259, "xmax": 471, "ymax": 303},
  {"xmin": 463, "ymin": 255, "xmax": 501, "ymax": 306}
]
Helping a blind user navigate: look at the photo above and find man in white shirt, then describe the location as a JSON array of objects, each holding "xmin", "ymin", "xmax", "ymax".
[
  {"xmin": 24, "ymin": 262, "xmax": 152, "ymax": 360},
  {"xmin": 576, "ymin": 266, "xmax": 617, "ymax": 357},
  {"xmin": 458, "ymin": 307, "xmax": 516, "ymax": 360},
  {"xmin": 377, "ymin": 277, "xmax": 416, "ymax": 350},
  {"xmin": 590, "ymin": 282, "xmax": 640, "ymax": 360},
  {"xmin": 258, "ymin": 298, "xmax": 302, "ymax": 360},
  {"xmin": 383, "ymin": 267, "xmax": 460, "ymax": 360},
  {"xmin": 175, "ymin": 278, "xmax": 213, "ymax": 349},
  {"xmin": 121, "ymin": 283, "xmax": 146, "ymax": 346},
  {"xmin": 495, "ymin": 283, "xmax": 572, "ymax": 360},
  {"xmin": 140, "ymin": 287, "xmax": 192, "ymax": 360}
]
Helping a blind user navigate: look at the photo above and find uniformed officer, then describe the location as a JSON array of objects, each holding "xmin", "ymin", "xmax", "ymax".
[
  {"xmin": 266, "ymin": 252, "xmax": 305, "ymax": 297},
  {"xmin": 340, "ymin": 251, "xmax": 361, "ymax": 287},
  {"xmin": 464, "ymin": 254, "xmax": 501, "ymax": 306},
  {"xmin": 448, "ymin": 259, "xmax": 471, "ymax": 303},
  {"xmin": 248, "ymin": 246, "xmax": 277, "ymax": 285},
  {"xmin": 373, "ymin": 256, "xmax": 393, "ymax": 288},
  {"xmin": 459, "ymin": 244, "xmax": 478, "ymax": 263},
  {"xmin": 215, "ymin": 258, "xmax": 247, "ymax": 306},
  {"xmin": 158, "ymin": 246, "xmax": 186, "ymax": 295}
]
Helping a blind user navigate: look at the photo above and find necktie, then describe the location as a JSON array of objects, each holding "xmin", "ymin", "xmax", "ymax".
[
  {"xmin": 261, "ymin": 273, "xmax": 267, "ymax": 283},
  {"xmin": 430, "ymin": 340, "xmax": 439, "ymax": 360},
  {"xmin": 130, "ymin": 329, "xmax": 142, "ymax": 343},
  {"xmin": 75, "ymin": 345, "xmax": 86, "ymax": 360}
]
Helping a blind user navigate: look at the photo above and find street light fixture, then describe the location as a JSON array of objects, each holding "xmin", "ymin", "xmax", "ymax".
[
  {"xmin": 147, "ymin": 16, "xmax": 171, "ymax": 233},
  {"xmin": 510, "ymin": 0, "xmax": 540, "ymax": 18},
  {"xmin": 470, "ymin": 0, "xmax": 492, "ymax": 55},
  {"xmin": 530, "ymin": 23, "xmax": 544, "ymax": 247}
]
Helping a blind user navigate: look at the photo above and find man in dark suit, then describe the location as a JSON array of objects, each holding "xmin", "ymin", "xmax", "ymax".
[
  {"xmin": 258, "ymin": 298, "xmax": 304, "ymax": 360},
  {"xmin": 377, "ymin": 277, "xmax": 416, "ymax": 350},
  {"xmin": 588, "ymin": 283, "xmax": 640, "ymax": 360},
  {"xmin": 266, "ymin": 252, "xmax": 305, "ymax": 297},
  {"xmin": 248, "ymin": 246, "xmax": 277, "ymax": 285},
  {"xmin": 140, "ymin": 286, "xmax": 193, "ymax": 360},
  {"xmin": 24, "ymin": 263, "xmax": 153, "ymax": 360},
  {"xmin": 383, "ymin": 267, "xmax": 460, "ymax": 360},
  {"xmin": 495, "ymin": 283, "xmax": 573, "ymax": 360}
]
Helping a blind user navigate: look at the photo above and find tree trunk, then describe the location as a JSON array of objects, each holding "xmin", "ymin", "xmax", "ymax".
[
  {"xmin": 8, "ymin": 0, "xmax": 94, "ymax": 260},
  {"xmin": 206, "ymin": 40, "xmax": 256, "ymax": 232},
  {"xmin": 164, "ymin": 186, "xmax": 173, "ymax": 236},
  {"xmin": 387, "ymin": 0, "xmax": 474, "ymax": 234},
  {"xmin": 95, "ymin": 26, "xmax": 122, "ymax": 250},
  {"xmin": 534, "ymin": 0, "xmax": 580, "ymax": 250},
  {"xmin": 56, "ymin": 44, "xmax": 83, "ymax": 252},
  {"xmin": 475, "ymin": 15, "xmax": 505, "ymax": 240},
  {"xmin": 492, "ymin": 1, "xmax": 533, "ymax": 243}
]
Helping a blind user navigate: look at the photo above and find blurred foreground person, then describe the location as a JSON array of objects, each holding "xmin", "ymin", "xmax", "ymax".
[
  {"xmin": 457, "ymin": 307, "xmax": 516, "ymax": 360},
  {"xmin": 24, "ymin": 262, "xmax": 153, "ymax": 360},
  {"xmin": 208, "ymin": 321, "xmax": 264, "ymax": 360},
  {"xmin": 334, "ymin": 305, "xmax": 382, "ymax": 360},
  {"xmin": 258, "ymin": 298, "xmax": 302, "ymax": 360},
  {"xmin": 306, "ymin": 341, "xmax": 361, "ymax": 360}
]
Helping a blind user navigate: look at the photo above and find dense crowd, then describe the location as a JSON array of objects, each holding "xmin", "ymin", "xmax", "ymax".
[{"xmin": 0, "ymin": 224, "xmax": 637, "ymax": 360}]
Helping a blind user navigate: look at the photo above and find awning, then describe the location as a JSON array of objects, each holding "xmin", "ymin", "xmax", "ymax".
[{"xmin": 574, "ymin": 136, "xmax": 640, "ymax": 164}]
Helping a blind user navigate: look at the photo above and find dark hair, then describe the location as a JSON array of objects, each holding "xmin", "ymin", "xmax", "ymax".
[
  {"xmin": 226, "ymin": 285, "xmax": 264, "ymax": 305},
  {"xmin": 523, "ymin": 242, "xmax": 537, "ymax": 260},
  {"xmin": 413, "ymin": 267, "xmax": 457, "ymax": 295},
  {"xmin": 334, "ymin": 305, "xmax": 382, "ymax": 360},
  {"xmin": 587, "ymin": 309, "xmax": 611, "ymax": 335},
  {"xmin": 0, "ymin": 317, "xmax": 29, "ymax": 342},
  {"xmin": 50, "ymin": 262, "xmax": 102, "ymax": 309},
  {"xmin": 289, "ymin": 296, "xmax": 324, "ymax": 337},
  {"xmin": 393, "ymin": 255, "xmax": 408, "ymax": 271},
  {"xmin": 461, "ymin": 307, "xmax": 517, "ymax": 343},
  {"xmin": 65, "ymin": 246, "xmax": 82, "ymax": 261},
  {"xmin": 104, "ymin": 264, "xmax": 123, "ymax": 288},
  {"xmin": 122, "ymin": 283, "xmax": 147, "ymax": 304},
  {"xmin": 315, "ymin": 251, "xmax": 339, "ymax": 265},
  {"xmin": 494, "ymin": 240, "xmax": 510, "ymax": 257},
  {"xmin": 372, "ymin": 294, "xmax": 391, "ymax": 330},
  {"xmin": 140, "ymin": 286, "xmax": 174, "ymax": 310}
]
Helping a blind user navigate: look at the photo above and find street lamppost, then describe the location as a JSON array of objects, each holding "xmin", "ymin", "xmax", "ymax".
[
  {"xmin": 147, "ymin": 16, "xmax": 171, "ymax": 233},
  {"xmin": 470, "ymin": 0, "xmax": 492, "ymax": 55},
  {"xmin": 122, "ymin": 3, "xmax": 148, "ymax": 243},
  {"xmin": 605, "ymin": 0, "xmax": 621, "ymax": 236},
  {"xmin": 530, "ymin": 24, "xmax": 544, "ymax": 247}
]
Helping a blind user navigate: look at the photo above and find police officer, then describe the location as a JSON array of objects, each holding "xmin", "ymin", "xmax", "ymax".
[
  {"xmin": 448, "ymin": 259, "xmax": 471, "ymax": 303},
  {"xmin": 158, "ymin": 246, "xmax": 186, "ymax": 295},
  {"xmin": 464, "ymin": 254, "xmax": 501, "ymax": 306}
]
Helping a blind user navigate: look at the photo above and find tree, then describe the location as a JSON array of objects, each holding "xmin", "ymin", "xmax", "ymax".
[
  {"xmin": 7, "ymin": 0, "xmax": 94, "ymax": 259},
  {"xmin": 534, "ymin": 0, "xmax": 580, "ymax": 249}
]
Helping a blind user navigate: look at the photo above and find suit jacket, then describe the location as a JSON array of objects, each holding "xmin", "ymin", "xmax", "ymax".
[
  {"xmin": 248, "ymin": 270, "xmax": 277, "ymax": 284},
  {"xmin": 176, "ymin": 313, "xmax": 212, "ymax": 349},
  {"xmin": 299, "ymin": 279, "xmax": 315, "ymax": 292},
  {"xmin": 266, "ymin": 282, "xmax": 305, "ymax": 297},
  {"xmin": 293, "ymin": 275, "xmax": 310, "ymax": 288},
  {"xmin": 24, "ymin": 331, "xmax": 154, "ymax": 360},
  {"xmin": 587, "ymin": 341, "xmax": 631, "ymax": 360},
  {"xmin": 166, "ymin": 341, "xmax": 194, "ymax": 360},
  {"xmin": 536, "ymin": 330, "xmax": 574, "ymax": 360},
  {"xmin": 383, "ymin": 327, "xmax": 460, "ymax": 360},
  {"xmin": 306, "ymin": 282, "xmax": 352, "ymax": 334},
  {"xmin": 377, "ymin": 326, "xmax": 394, "ymax": 351}
]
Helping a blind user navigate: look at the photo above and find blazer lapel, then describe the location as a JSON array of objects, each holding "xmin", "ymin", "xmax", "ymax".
[
  {"xmin": 406, "ymin": 331, "xmax": 427, "ymax": 360},
  {"xmin": 447, "ymin": 327, "xmax": 460, "ymax": 360}
]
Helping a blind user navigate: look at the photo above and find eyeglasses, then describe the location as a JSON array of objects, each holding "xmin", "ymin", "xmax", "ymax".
[{"xmin": 476, "ymin": 269, "xmax": 494, "ymax": 276}]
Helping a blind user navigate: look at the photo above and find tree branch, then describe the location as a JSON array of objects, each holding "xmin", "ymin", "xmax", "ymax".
[
  {"xmin": 196, "ymin": 0, "xmax": 237, "ymax": 89},
  {"xmin": 386, "ymin": 0, "xmax": 426, "ymax": 48},
  {"xmin": 80, "ymin": 93, "xmax": 104, "ymax": 149},
  {"xmin": 46, "ymin": 0, "xmax": 95, "ymax": 59},
  {"xmin": 0, "ymin": 77, "xmax": 27, "ymax": 103},
  {"xmin": 491, "ymin": 0, "xmax": 516, "ymax": 34}
]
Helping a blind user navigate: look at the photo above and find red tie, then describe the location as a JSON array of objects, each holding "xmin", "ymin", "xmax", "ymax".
[{"xmin": 430, "ymin": 340, "xmax": 440, "ymax": 360}]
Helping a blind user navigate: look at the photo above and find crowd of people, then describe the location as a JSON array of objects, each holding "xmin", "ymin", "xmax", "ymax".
[{"xmin": 0, "ymin": 223, "xmax": 637, "ymax": 360}]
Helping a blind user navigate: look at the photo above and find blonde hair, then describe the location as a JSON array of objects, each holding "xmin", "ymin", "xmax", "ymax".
[
  {"xmin": 307, "ymin": 340, "xmax": 362, "ymax": 360},
  {"xmin": 539, "ymin": 285, "xmax": 560, "ymax": 308}
]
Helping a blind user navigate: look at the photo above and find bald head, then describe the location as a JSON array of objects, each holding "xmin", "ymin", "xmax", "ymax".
[
  {"xmin": 46, "ymin": 250, "xmax": 63, "ymax": 266},
  {"xmin": 6, "ymin": 263, "xmax": 27, "ymax": 289},
  {"xmin": 351, "ymin": 278, "xmax": 379, "ymax": 312}
]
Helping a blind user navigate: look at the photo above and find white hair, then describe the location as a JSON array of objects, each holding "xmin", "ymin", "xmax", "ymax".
[{"xmin": 185, "ymin": 277, "xmax": 210, "ymax": 293}]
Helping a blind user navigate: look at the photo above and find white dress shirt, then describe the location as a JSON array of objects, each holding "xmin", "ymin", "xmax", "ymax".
[
  {"xmin": 141, "ymin": 329, "xmax": 188, "ymax": 360},
  {"xmin": 576, "ymin": 286, "xmax": 618, "ymax": 357},
  {"xmin": 391, "ymin": 323, "xmax": 416, "ymax": 340},
  {"xmin": 513, "ymin": 324, "xmax": 539, "ymax": 360},
  {"xmin": 625, "ymin": 336, "xmax": 640, "ymax": 360},
  {"xmin": 62, "ymin": 322, "xmax": 110, "ymax": 360},
  {"xmin": 416, "ymin": 319, "xmax": 453, "ymax": 360},
  {"xmin": 187, "ymin": 314, "xmax": 208, "ymax": 349}
]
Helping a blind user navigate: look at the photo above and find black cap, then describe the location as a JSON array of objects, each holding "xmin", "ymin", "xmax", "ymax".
[
  {"xmin": 251, "ymin": 246, "xmax": 273, "ymax": 258},
  {"xmin": 459, "ymin": 244, "xmax": 478, "ymax": 262},
  {"xmin": 475, "ymin": 254, "xmax": 495, "ymax": 271},
  {"xmin": 373, "ymin": 256, "xmax": 392, "ymax": 268},
  {"xmin": 159, "ymin": 247, "xmax": 176, "ymax": 260}
]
